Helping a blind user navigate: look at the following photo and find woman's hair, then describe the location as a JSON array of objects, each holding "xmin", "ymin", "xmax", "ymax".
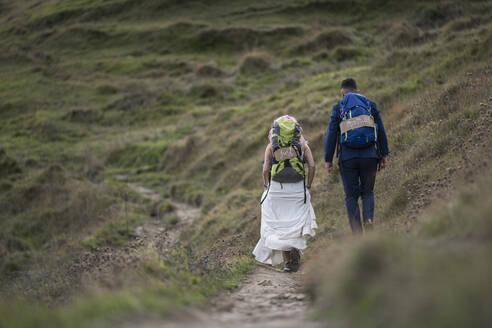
[{"xmin": 267, "ymin": 115, "xmax": 307, "ymax": 147}]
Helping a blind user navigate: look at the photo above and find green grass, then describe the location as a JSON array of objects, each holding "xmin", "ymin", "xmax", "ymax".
[
  {"xmin": 1, "ymin": 0, "xmax": 492, "ymax": 326},
  {"xmin": 0, "ymin": 253, "xmax": 255, "ymax": 328},
  {"xmin": 307, "ymin": 170, "xmax": 492, "ymax": 328}
]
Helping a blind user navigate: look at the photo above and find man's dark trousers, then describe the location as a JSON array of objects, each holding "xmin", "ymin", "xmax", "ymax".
[{"xmin": 339, "ymin": 158, "xmax": 378, "ymax": 233}]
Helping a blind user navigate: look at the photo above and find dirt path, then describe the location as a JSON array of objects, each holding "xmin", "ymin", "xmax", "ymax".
[
  {"xmin": 115, "ymin": 176, "xmax": 322, "ymax": 328},
  {"xmin": 178, "ymin": 266, "xmax": 323, "ymax": 328},
  {"xmin": 120, "ymin": 265, "xmax": 323, "ymax": 328},
  {"xmin": 114, "ymin": 175, "xmax": 201, "ymax": 248}
]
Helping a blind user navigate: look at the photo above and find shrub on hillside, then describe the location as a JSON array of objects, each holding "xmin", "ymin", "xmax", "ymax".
[
  {"xmin": 443, "ymin": 16, "xmax": 482, "ymax": 33},
  {"xmin": 294, "ymin": 29, "xmax": 352, "ymax": 53},
  {"xmin": 388, "ymin": 22, "xmax": 425, "ymax": 47},
  {"xmin": 0, "ymin": 149, "xmax": 21, "ymax": 178},
  {"xmin": 189, "ymin": 83, "xmax": 221, "ymax": 98},
  {"xmin": 105, "ymin": 93, "xmax": 150, "ymax": 112},
  {"xmin": 195, "ymin": 26, "xmax": 303, "ymax": 52},
  {"xmin": 333, "ymin": 46, "xmax": 366, "ymax": 62},
  {"xmin": 415, "ymin": 2, "xmax": 466, "ymax": 28},
  {"xmin": 195, "ymin": 62, "xmax": 225, "ymax": 78},
  {"xmin": 239, "ymin": 52, "xmax": 272, "ymax": 75},
  {"xmin": 143, "ymin": 59, "xmax": 192, "ymax": 77},
  {"xmin": 188, "ymin": 81, "xmax": 232, "ymax": 101},
  {"xmin": 149, "ymin": 199, "xmax": 175, "ymax": 219}
]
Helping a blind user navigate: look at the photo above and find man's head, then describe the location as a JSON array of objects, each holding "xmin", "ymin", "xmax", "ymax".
[{"xmin": 340, "ymin": 78, "xmax": 359, "ymax": 97}]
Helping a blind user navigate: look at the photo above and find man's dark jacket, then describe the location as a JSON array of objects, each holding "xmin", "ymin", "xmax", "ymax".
[{"xmin": 324, "ymin": 93, "xmax": 389, "ymax": 163}]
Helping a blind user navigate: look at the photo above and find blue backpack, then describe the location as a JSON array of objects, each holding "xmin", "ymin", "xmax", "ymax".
[{"xmin": 339, "ymin": 93, "xmax": 378, "ymax": 148}]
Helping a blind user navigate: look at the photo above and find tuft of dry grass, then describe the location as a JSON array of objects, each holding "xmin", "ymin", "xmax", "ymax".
[
  {"xmin": 196, "ymin": 61, "xmax": 226, "ymax": 78},
  {"xmin": 238, "ymin": 51, "xmax": 273, "ymax": 75},
  {"xmin": 387, "ymin": 22, "xmax": 425, "ymax": 48},
  {"xmin": 294, "ymin": 29, "xmax": 352, "ymax": 54}
]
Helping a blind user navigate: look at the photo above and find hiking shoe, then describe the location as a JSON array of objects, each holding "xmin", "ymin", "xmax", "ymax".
[
  {"xmin": 364, "ymin": 219, "xmax": 374, "ymax": 232},
  {"xmin": 289, "ymin": 248, "xmax": 300, "ymax": 272},
  {"xmin": 283, "ymin": 261, "xmax": 293, "ymax": 273}
]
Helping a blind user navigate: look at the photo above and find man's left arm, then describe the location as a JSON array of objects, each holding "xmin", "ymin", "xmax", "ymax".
[{"xmin": 371, "ymin": 101, "xmax": 389, "ymax": 163}]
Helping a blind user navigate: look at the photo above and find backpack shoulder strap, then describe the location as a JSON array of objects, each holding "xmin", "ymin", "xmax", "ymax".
[
  {"xmin": 271, "ymin": 121, "xmax": 280, "ymax": 151},
  {"xmin": 338, "ymin": 102, "xmax": 345, "ymax": 119}
]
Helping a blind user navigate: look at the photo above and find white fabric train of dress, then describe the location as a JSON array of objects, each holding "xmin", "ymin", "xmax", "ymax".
[{"xmin": 253, "ymin": 180, "xmax": 317, "ymax": 266}]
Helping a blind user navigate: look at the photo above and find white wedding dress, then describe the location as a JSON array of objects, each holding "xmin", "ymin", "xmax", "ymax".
[{"xmin": 253, "ymin": 180, "xmax": 317, "ymax": 265}]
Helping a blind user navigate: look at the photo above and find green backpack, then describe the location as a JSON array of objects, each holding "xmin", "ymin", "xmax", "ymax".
[
  {"xmin": 261, "ymin": 116, "xmax": 307, "ymax": 205},
  {"xmin": 270, "ymin": 117, "xmax": 305, "ymax": 183}
]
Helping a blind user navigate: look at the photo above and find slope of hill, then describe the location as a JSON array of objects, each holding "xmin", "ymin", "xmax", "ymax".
[{"xmin": 0, "ymin": 0, "xmax": 491, "ymax": 327}]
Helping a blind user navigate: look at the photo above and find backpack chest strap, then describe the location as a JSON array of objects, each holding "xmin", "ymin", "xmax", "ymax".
[
  {"xmin": 273, "ymin": 146, "xmax": 298, "ymax": 161},
  {"xmin": 339, "ymin": 115, "xmax": 375, "ymax": 134}
]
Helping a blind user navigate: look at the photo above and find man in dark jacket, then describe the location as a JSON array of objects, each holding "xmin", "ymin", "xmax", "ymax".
[{"xmin": 324, "ymin": 78, "xmax": 389, "ymax": 234}]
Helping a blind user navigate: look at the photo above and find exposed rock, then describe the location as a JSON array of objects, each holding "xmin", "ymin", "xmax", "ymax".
[{"xmin": 258, "ymin": 279, "xmax": 273, "ymax": 286}]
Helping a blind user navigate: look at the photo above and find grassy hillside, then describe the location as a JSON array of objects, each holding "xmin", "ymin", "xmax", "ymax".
[
  {"xmin": 1, "ymin": 0, "xmax": 491, "ymax": 326},
  {"xmin": 306, "ymin": 166, "xmax": 492, "ymax": 327}
]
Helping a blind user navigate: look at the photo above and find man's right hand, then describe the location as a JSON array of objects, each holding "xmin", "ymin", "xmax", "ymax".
[
  {"xmin": 326, "ymin": 162, "xmax": 334, "ymax": 174},
  {"xmin": 379, "ymin": 157, "xmax": 387, "ymax": 170}
]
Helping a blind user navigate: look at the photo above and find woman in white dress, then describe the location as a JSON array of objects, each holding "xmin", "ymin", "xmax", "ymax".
[{"xmin": 253, "ymin": 115, "xmax": 317, "ymax": 272}]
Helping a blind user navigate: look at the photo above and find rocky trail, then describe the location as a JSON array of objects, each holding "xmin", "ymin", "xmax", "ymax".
[
  {"xmin": 114, "ymin": 177, "xmax": 323, "ymax": 328},
  {"xmin": 119, "ymin": 265, "xmax": 323, "ymax": 328},
  {"xmin": 175, "ymin": 266, "xmax": 324, "ymax": 328}
]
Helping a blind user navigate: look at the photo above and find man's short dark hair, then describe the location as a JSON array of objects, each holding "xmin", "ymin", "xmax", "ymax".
[{"xmin": 341, "ymin": 78, "xmax": 357, "ymax": 91}]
